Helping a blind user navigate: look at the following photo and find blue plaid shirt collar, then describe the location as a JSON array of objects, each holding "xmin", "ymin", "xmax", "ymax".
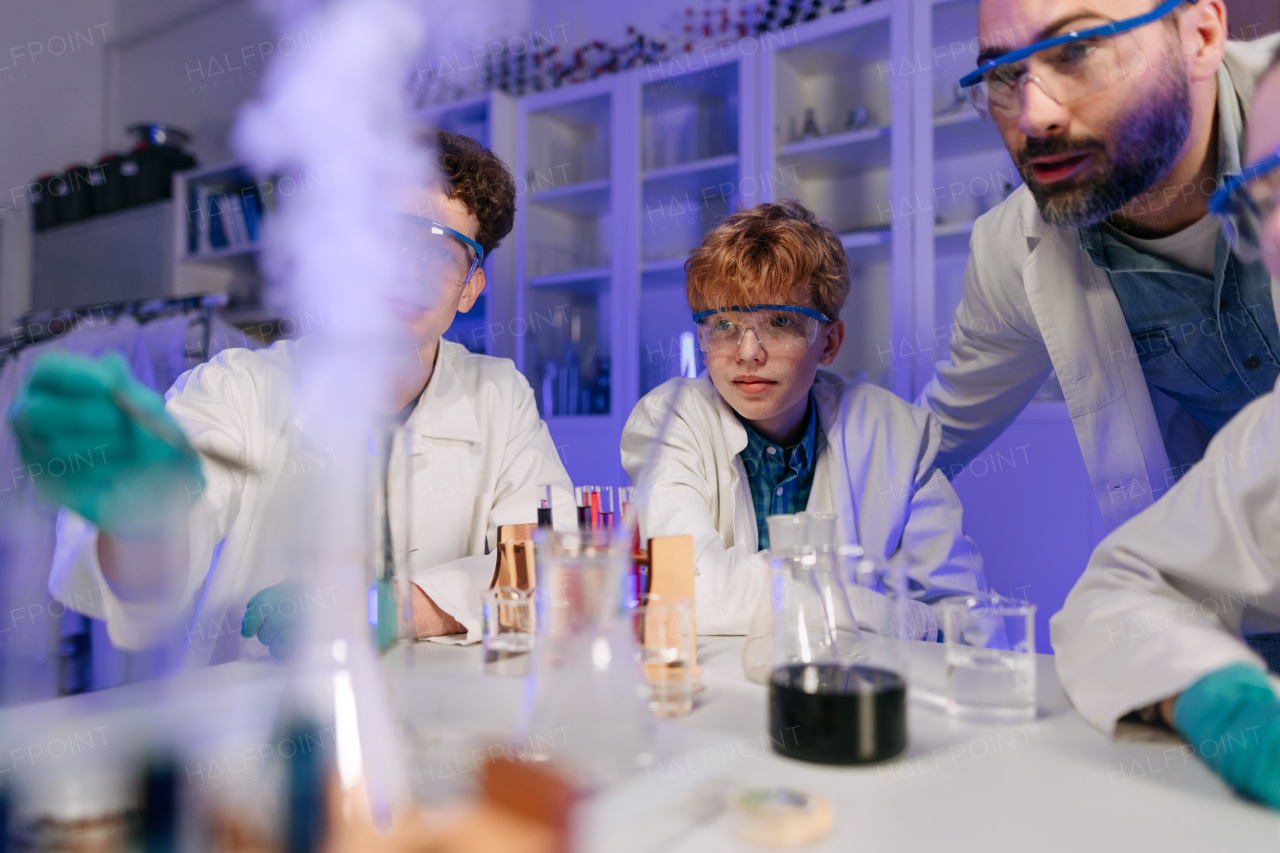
[{"xmin": 737, "ymin": 392, "xmax": 823, "ymax": 550}]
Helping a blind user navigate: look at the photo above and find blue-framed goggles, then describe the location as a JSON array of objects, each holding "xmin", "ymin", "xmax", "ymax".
[
  {"xmin": 398, "ymin": 213, "xmax": 485, "ymax": 285},
  {"xmin": 691, "ymin": 304, "xmax": 832, "ymax": 354},
  {"xmin": 959, "ymin": 0, "xmax": 1197, "ymax": 120},
  {"xmin": 1209, "ymin": 147, "xmax": 1280, "ymax": 264}
]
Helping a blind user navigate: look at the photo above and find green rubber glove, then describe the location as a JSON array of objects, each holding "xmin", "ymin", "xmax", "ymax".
[
  {"xmin": 7, "ymin": 351, "xmax": 204, "ymax": 538},
  {"xmin": 241, "ymin": 583, "xmax": 307, "ymax": 660},
  {"xmin": 1173, "ymin": 663, "xmax": 1280, "ymax": 808}
]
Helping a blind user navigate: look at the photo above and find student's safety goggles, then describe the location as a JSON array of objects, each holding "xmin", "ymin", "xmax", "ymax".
[
  {"xmin": 960, "ymin": 0, "xmax": 1197, "ymax": 121},
  {"xmin": 398, "ymin": 213, "xmax": 485, "ymax": 286},
  {"xmin": 1209, "ymin": 148, "xmax": 1280, "ymax": 264},
  {"xmin": 691, "ymin": 305, "xmax": 831, "ymax": 355}
]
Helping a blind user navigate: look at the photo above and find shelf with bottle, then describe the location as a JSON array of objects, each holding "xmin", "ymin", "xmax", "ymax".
[
  {"xmin": 770, "ymin": 12, "xmax": 893, "ymax": 149},
  {"xmin": 177, "ymin": 163, "xmax": 269, "ymax": 263},
  {"xmin": 525, "ymin": 288, "xmax": 612, "ymax": 418}
]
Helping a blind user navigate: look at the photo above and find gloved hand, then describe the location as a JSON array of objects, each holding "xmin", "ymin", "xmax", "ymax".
[
  {"xmin": 241, "ymin": 583, "xmax": 307, "ymax": 660},
  {"xmin": 7, "ymin": 351, "xmax": 204, "ymax": 537},
  {"xmin": 1173, "ymin": 663, "xmax": 1280, "ymax": 808}
]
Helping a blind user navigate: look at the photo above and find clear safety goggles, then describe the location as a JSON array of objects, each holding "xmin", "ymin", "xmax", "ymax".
[
  {"xmin": 1209, "ymin": 148, "xmax": 1280, "ymax": 264},
  {"xmin": 960, "ymin": 0, "xmax": 1196, "ymax": 121},
  {"xmin": 397, "ymin": 213, "xmax": 485, "ymax": 287},
  {"xmin": 691, "ymin": 305, "xmax": 831, "ymax": 355}
]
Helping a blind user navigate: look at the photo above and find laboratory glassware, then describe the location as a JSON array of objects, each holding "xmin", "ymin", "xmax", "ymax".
[
  {"xmin": 943, "ymin": 594, "xmax": 1037, "ymax": 723},
  {"xmin": 520, "ymin": 528, "xmax": 654, "ymax": 787},
  {"xmin": 767, "ymin": 514, "xmax": 909, "ymax": 764},
  {"xmin": 633, "ymin": 594, "xmax": 695, "ymax": 718}
]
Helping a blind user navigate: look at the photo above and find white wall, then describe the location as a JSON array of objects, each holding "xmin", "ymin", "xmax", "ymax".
[{"xmin": 0, "ymin": 0, "xmax": 113, "ymax": 330}]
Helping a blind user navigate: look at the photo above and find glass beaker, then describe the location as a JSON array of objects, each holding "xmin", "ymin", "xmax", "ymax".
[
  {"xmin": 519, "ymin": 528, "xmax": 653, "ymax": 788},
  {"xmin": 768, "ymin": 520, "xmax": 908, "ymax": 765},
  {"xmin": 943, "ymin": 594, "xmax": 1037, "ymax": 723}
]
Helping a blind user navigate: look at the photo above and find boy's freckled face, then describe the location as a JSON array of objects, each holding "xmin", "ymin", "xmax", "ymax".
[{"xmin": 701, "ymin": 292, "xmax": 843, "ymax": 435}]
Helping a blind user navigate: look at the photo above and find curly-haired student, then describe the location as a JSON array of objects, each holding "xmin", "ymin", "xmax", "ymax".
[{"xmin": 11, "ymin": 129, "xmax": 575, "ymax": 661}]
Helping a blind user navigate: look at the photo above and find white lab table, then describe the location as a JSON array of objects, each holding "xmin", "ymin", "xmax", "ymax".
[
  {"xmin": 387, "ymin": 636, "xmax": 1280, "ymax": 853},
  {"xmin": 3, "ymin": 637, "xmax": 1277, "ymax": 851}
]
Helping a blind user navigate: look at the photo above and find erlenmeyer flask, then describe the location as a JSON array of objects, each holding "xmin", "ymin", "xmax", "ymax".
[
  {"xmin": 518, "ymin": 528, "xmax": 654, "ymax": 788},
  {"xmin": 768, "ymin": 518, "xmax": 908, "ymax": 765},
  {"xmin": 742, "ymin": 513, "xmax": 842, "ymax": 684}
]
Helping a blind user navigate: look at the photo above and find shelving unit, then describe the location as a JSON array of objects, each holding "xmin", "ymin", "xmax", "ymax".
[
  {"xmin": 512, "ymin": 76, "xmax": 631, "ymax": 484},
  {"xmin": 914, "ymin": 0, "xmax": 1022, "ymax": 385},
  {"xmin": 758, "ymin": 2, "xmax": 911, "ymax": 395},
  {"xmin": 171, "ymin": 163, "xmax": 268, "ymax": 304},
  {"xmin": 637, "ymin": 53, "xmax": 757, "ymax": 400}
]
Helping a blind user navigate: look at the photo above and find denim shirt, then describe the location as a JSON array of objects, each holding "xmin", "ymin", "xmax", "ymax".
[
  {"xmin": 738, "ymin": 392, "xmax": 823, "ymax": 551},
  {"xmin": 1081, "ymin": 67, "xmax": 1280, "ymax": 477}
]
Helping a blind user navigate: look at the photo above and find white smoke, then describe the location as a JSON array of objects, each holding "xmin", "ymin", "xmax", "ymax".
[{"xmin": 233, "ymin": 0, "xmax": 430, "ymax": 824}]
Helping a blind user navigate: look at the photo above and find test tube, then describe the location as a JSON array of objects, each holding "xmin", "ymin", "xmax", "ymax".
[
  {"xmin": 589, "ymin": 485, "xmax": 601, "ymax": 529},
  {"xmin": 576, "ymin": 486, "xmax": 593, "ymax": 531},
  {"xmin": 537, "ymin": 484, "xmax": 553, "ymax": 529},
  {"xmin": 598, "ymin": 486, "xmax": 615, "ymax": 530}
]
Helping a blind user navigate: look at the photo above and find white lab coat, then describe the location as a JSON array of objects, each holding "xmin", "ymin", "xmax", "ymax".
[
  {"xmin": 918, "ymin": 36, "xmax": 1280, "ymax": 534},
  {"xmin": 50, "ymin": 339, "xmax": 575, "ymax": 662},
  {"xmin": 620, "ymin": 372, "xmax": 986, "ymax": 635},
  {"xmin": 1051, "ymin": 381, "xmax": 1280, "ymax": 734}
]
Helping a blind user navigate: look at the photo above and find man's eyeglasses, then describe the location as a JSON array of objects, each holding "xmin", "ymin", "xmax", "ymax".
[
  {"xmin": 398, "ymin": 213, "xmax": 485, "ymax": 286},
  {"xmin": 691, "ymin": 305, "xmax": 831, "ymax": 355},
  {"xmin": 1210, "ymin": 148, "xmax": 1280, "ymax": 264},
  {"xmin": 960, "ymin": 0, "xmax": 1197, "ymax": 121}
]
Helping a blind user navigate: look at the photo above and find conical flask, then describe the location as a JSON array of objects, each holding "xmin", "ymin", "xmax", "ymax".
[
  {"xmin": 517, "ymin": 528, "xmax": 654, "ymax": 788},
  {"xmin": 767, "ymin": 514, "xmax": 909, "ymax": 766}
]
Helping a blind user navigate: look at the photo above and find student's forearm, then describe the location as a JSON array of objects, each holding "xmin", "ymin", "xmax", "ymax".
[
  {"xmin": 411, "ymin": 584, "xmax": 465, "ymax": 637},
  {"xmin": 95, "ymin": 527, "xmax": 189, "ymax": 603}
]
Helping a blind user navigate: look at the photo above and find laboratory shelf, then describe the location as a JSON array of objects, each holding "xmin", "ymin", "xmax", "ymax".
[
  {"xmin": 839, "ymin": 227, "xmax": 892, "ymax": 251},
  {"xmin": 780, "ymin": 124, "xmax": 890, "ymax": 159},
  {"xmin": 528, "ymin": 178, "xmax": 612, "ymax": 217},
  {"xmin": 527, "ymin": 267, "xmax": 612, "ymax": 291},
  {"xmin": 778, "ymin": 128, "xmax": 893, "ymax": 179},
  {"xmin": 934, "ymin": 109, "xmax": 1005, "ymax": 160},
  {"xmin": 642, "ymin": 154, "xmax": 740, "ymax": 184},
  {"xmin": 641, "ymin": 256, "xmax": 690, "ymax": 275}
]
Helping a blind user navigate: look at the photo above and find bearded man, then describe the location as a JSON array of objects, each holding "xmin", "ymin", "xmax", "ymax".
[{"xmin": 918, "ymin": 0, "xmax": 1280, "ymax": 532}]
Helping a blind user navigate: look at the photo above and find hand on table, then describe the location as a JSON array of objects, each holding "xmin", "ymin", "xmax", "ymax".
[
  {"xmin": 7, "ymin": 351, "xmax": 204, "ymax": 537},
  {"xmin": 411, "ymin": 584, "xmax": 465, "ymax": 638},
  {"xmin": 1172, "ymin": 663, "xmax": 1280, "ymax": 808},
  {"xmin": 241, "ymin": 582, "xmax": 308, "ymax": 659}
]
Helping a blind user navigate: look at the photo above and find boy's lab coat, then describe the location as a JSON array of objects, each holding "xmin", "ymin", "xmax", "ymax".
[{"xmin": 621, "ymin": 372, "xmax": 986, "ymax": 636}]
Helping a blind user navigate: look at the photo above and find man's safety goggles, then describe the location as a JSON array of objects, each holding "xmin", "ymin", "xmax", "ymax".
[
  {"xmin": 960, "ymin": 0, "xmax": 1197, "ymax": 121},
  {"xmin": 398, "ymin": 213, "xmax": 485, "ymax": 286},
  {"xmin": 1209, "ymin": 148, "xmax": 1280, "ymax": 264},
  {"xmin": 691, "ymin": 305, "xmax": 831, "ymax": 355}
]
